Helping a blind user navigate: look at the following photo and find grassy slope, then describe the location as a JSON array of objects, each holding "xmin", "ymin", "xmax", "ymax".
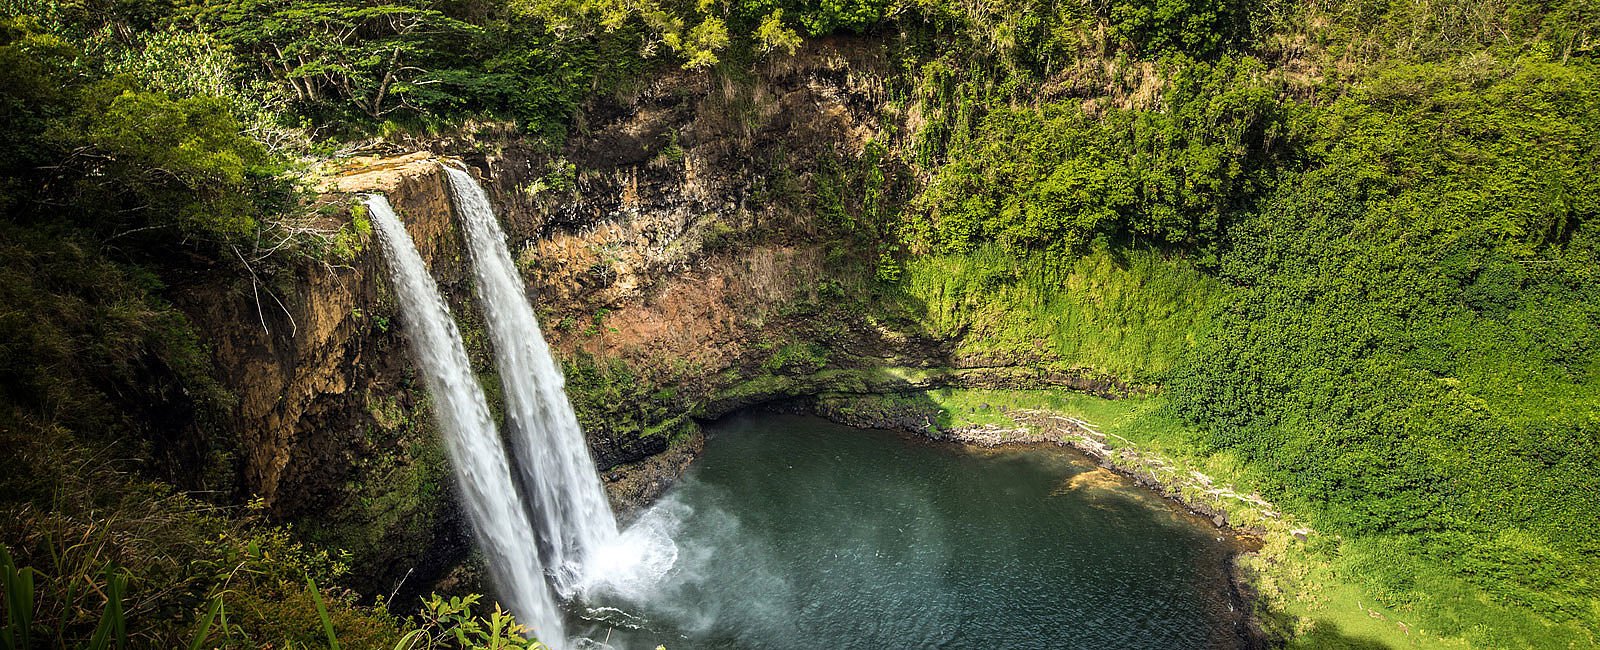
[{"xmin": 893, "ymin": 246, "xmax": 1232, "ymax": 382}]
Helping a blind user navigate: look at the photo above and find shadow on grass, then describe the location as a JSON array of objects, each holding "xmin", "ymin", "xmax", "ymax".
[{"xmin": 1284, "ymin": 620, "xmax": 1396, "ymax": 650}]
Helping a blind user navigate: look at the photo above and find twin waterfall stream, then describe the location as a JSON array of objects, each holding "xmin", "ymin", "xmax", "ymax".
[{"xmin": 364, "ymin": 165, "xmax": 659, "ymax": 649}]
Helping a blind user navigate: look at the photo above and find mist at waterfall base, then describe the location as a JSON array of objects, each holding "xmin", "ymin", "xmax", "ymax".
[{"xmin": 570, "ymin": 413, "xmax": 1244, "ymax": 650}]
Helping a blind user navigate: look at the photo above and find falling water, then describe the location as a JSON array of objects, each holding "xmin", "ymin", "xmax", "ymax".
[
  {"xmin": 363, "ymin": 194, "xmax": 567, "ymax": 647},
  {"xmin": 441, "ymin": 165, "xmax": 621, "ymax": 595}
]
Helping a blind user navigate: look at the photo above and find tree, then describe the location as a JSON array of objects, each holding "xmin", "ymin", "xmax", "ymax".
[{"xmin": 195, "ymin": 0, "xmax": 480, "ymax": 118}]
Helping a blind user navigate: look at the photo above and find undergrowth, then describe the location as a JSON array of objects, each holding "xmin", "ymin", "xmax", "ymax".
[{"xmin": 0, "ymin": 418, "xmax": 555, "ymax": 649}]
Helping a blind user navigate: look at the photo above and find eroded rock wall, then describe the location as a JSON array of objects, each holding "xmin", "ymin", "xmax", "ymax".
[
  {"xmin": 161, "ymin": 42, "xmax": 916, "ymax": 597},
  {"xmin": 446, "ymin": 40, "xmax": 920, "ymax": 473},
  {"xmin": 173, "ymin": 37, "xmax": 1115, "ymax": 602},
  {"xmin": 175, "ymin": 154, "xmax": 481, "ymax": 601}
]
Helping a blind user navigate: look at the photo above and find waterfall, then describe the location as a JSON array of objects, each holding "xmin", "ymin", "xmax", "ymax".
[
  {"xmin": 362, "ymin": 194, "xmax": 567, "ymax": 648},
  {"xmin": 441, "ymin": 165, "xmax": 620, "ymax": 595}
]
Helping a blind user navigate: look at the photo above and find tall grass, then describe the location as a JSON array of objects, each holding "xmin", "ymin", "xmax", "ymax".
[{"xmin": 898, "ymin": 244, "xmax": 1231, "ymax": 381}]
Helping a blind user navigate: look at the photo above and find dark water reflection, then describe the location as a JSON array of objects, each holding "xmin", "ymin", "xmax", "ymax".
[{"xmin": 572, "ymin": 412, "xmax": 1244, "ymax": 649}]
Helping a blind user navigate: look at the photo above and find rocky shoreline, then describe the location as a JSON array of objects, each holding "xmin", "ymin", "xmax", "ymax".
[{"xmin": 600, "ymin": 427, "xmax": 705, "ymax": 519}]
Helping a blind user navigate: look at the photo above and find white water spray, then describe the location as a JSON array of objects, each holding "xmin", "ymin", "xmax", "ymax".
[
  {"xmin": 440, "ymin": 165, "xmax": 626, "ymax": 594},
  {"xmin": 363, "ymin": 194, "xmax": 566, "ymax": 647}
]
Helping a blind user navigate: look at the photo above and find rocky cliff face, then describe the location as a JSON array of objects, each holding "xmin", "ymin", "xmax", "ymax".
[
  {"xmin": 158, "ymin": 41, "xmax": 907, "ymax": 598},
  {"xmin": 447, "ymin": 39, "xmax": 1128, "ymax": 480},
  {"xmin": 214, "ymin": 154, "xmax": 464, "ymax": 513},
  {"xmin": 174, "ymin": 153, "xmax": 484, "ymax": 600},
  {"xmin": 176, "ymin": 38, "xmax": 1114, "ymax": 603},
  {"xmin": 362, "ymin": 39, "xmax": 924, "ymax": 479}
]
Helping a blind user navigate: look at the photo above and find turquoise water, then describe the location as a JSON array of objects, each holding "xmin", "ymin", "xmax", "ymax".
[{"xmin": 574, "ymin": 412, "xmax": 1245, "ymax": 649}]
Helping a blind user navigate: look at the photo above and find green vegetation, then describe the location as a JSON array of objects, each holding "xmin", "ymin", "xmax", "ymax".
[
  {"xmin": 566, "ymin": 351, "xmax": 660, "ymax": 432},
  {"xmin": 0, "ymin": 422, "xmax": 553, "ymax": 648},
  {"xmin": 0, "ymin": 222, "xmax": 233, "ymax": 487},
  {"xmin": 863, "ymin": 16, "xmax": 1596, "ymax": 650},
  {"xmin": 892, "ymin": 245, "xmax": 1228, "ymax": 381},
  {"xmin": 2, "ymin": 0, "xmax": 1596, "ymax": 644},
  {"xmin": 908, "ymin": 56, "xmax": 1294, "ymax": 255},
  {"xmin": 1159, "ymin": 61, "xmax": 1600, "ymax": 645},
  {"xmin": 294, "ymin": 388, "xmax": 455, "ymax": 593},
  {"xmin": 762, "ymin": 342, "xmax": 831, "ymax": 374}
]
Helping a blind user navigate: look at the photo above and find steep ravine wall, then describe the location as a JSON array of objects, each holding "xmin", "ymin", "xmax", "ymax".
[
  {"xmin": 177, "ymin": 39, "xmax": 1124, "ymax": 604},
  {"xmin": 425, "ymin": 39, "xmax": 1134, "ymax": 492}
]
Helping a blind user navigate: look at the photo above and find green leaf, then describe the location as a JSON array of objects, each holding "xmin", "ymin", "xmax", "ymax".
[
  {"xmin": 305, "ymin": 578, "xmax": 342, "ymax": 650},
  {"xmin": 188, "ymin": 597, "xmax": 223, "ymax": 650}
]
